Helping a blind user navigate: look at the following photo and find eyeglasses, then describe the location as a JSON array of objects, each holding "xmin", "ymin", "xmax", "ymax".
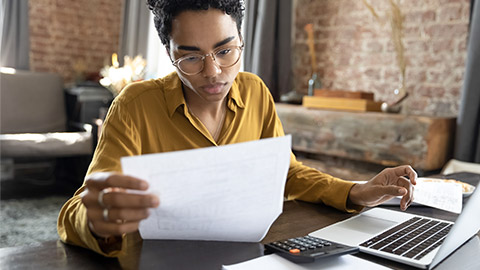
[{"xmin": 172, "ymin": 44, "xmax": 244, "ymax": 75}]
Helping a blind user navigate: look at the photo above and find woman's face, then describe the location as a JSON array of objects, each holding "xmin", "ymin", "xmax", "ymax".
[{"xmin": 169, "ymin": 9, "xmax": 242, "ymax": 104}]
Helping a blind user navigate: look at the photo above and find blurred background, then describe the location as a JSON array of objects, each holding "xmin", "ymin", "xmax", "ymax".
[{"xmin": 1, "ymin": 0, "xmax": 478, "ymax": 248}]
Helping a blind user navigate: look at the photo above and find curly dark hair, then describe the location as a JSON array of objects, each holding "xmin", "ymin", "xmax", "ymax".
[{"xmin": 146, "ymin": 0, "xmax": 245, "ymax": 49}]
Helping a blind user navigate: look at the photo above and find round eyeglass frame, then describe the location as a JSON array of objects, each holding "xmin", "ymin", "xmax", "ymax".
[{"xmin": 171, "ymin": 44, "xmax": 244, "ymax": 75}]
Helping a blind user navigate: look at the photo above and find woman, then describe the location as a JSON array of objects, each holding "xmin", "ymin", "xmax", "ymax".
[{"xmin": 58, "ymin": 0, "xmax": 416, "ymax": 257}]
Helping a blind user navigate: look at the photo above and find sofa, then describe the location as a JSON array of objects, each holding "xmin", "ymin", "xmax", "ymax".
[{"xmin": 0, "ymin": 69, "xmax": 93, "ymax": 183}]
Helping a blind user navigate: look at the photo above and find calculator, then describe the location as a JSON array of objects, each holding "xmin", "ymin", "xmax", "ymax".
[{"xmin": 264, "ymin": 235, "xmax": 358, "ymax": 263}]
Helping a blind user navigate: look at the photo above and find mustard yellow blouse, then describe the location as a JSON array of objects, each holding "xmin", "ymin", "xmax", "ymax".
[{"xmin": 57, "ymin": 72, "xmax": 359, "ymax": 257}]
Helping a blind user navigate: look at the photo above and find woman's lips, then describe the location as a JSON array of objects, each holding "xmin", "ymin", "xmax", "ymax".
[{"xmin": 201, "ymin": 83, "xmax": 226, "ymax": 94}]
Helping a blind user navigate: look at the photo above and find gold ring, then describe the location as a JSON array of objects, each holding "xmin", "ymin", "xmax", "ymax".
[
  {"xmin": 103, "ymin": 208, "xmax": 109, "ymax": 222},
  {"xmin": 98, "ymin": 190, "xmax": 107, "ymax": 208}
]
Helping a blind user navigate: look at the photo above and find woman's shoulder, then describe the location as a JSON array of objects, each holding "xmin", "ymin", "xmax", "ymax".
[
  {"xmin": 115, "ymin": 72, "xmax": 179, "ymax": 105},
  {"xmin": 235, "ymin": 71, "xmax": 265, "ymax": 85},
  {"xmin": 234, "ymin": 72, "xmax": 272, "ymax": 100}
]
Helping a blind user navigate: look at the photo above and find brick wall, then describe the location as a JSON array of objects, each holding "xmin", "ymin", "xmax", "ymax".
[
  {"xmin": 293, "ymin": 0, "xmax": 470, "ymax": 116},
  {"xmin": 29, "ymin": 0, "xmax": 123, "ymax": 84}
]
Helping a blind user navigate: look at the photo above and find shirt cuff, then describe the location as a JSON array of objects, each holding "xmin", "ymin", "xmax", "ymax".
[
  {"xmin": 76, "ymin": 199, "xmax": 128, "ymax": 257},
  {"xmin": 344, "ymin": 182, "xmax": 365, "ymax": 213},
  {"xmin": 78, "ymin": 171, "xmax": 127, "ymax": 257}
]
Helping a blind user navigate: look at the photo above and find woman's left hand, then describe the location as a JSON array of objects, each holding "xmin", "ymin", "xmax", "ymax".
[{"xmin": 348, "ymin": 165, "xmax": 417, "ymax": 211}]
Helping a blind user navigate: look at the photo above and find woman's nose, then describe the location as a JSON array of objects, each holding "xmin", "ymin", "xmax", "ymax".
[{"xmin": 202, "ymin": 54, "xmax": 221, "ymax": 77}]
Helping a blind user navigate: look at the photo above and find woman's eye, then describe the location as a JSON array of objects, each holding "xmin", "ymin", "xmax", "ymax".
[
  {"xmin": 182, "ymin": 55, "xmax": 201, "ymax": 62},
  {"xmin": 217, "ymin": 49, "xmax": 231, "ymax": 56}
]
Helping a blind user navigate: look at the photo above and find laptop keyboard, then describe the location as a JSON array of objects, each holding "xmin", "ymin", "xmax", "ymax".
[{"xmin": 360, "ymin": 217, "xmax": 453, "ymax": 260}]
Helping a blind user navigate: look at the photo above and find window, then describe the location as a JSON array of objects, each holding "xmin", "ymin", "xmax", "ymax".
[{"xmin": 144, "ymin": 13, "xmax": 175, "ymax": 80}]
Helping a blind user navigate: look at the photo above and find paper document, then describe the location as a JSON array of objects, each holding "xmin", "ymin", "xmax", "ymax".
[
  {"xmin": 222, "ymin": 254, "xmax": 390, "ymax": 270},
  {"xmin": 121, "ymin": 135, "xmax": 292, "ymax": 241},
  {"xmin": 413, "ymin": 178, "xmax": 463, "ymax": 213}
]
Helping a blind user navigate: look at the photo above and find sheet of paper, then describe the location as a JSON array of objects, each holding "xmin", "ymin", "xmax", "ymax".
[
  {"xmin": 413, "ymin": 178, "xmax": 463, "ymax": 214},
  {"xmin": 222, "ymin": 254, "xmax": 390, "ymax": 270},
  {"xmin": 121, "ymin": 135, "xmax": 292, "ymax": 241}
]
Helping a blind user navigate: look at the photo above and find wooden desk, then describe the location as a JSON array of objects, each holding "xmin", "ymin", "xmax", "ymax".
[{"xmin": 1, "ymin": 173, "xmax": 479, "ymax": 270}]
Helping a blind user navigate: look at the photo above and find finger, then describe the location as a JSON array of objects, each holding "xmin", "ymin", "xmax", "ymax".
[
  {"xmin": 90, "ymin": 220, "xmax": 141, "ymax": 237},
  {"xmin": 400, "ymin": 188, "xmax": 414, "ymax": 211},
  {"xmin": 376, "ymin": 185, "xmax": 407, "ymax": 197},
  {"xmin": 404, "ymin": 165, "xmax": 418, "ymax": 185},
  {"xmin": 396, "ymin": 176, "xmax": 414, "ymax": 193},
  {"xmin": 396, "ymin": 176, "xmax": 414, "ymax": 210},
  {"xmin": 391, "ymin": 165, "xmax": 418, "ymax": 185},
  {"xmin": 85, "ymin": 174, "xmax": 149, "ymax": 192},
  {"xmin": 82, "ymin": 189, "xmax": 159, "ymax": 209},
  {"xmin": 408, "ymin": 166, "xmax": 418, "ymax": 185},
  {"xmin": 88, "ymin": 207, "xmax": 150, "ymax": 223},
  {"xmin": 102, "ymin": 192, "xmax": 159, "ymax": 209},
  {"xmin": 363, "ymin": 185, "xmax": 406, "ymax": 207}
]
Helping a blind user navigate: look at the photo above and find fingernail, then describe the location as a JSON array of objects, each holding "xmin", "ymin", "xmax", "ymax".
[
  {"xmin": 140, "ymin": 181, "xmax": 148, "ymax": 189},
  {"xmin": 151, "ymin": 196, "xmax": 159, "ymax": 206}
]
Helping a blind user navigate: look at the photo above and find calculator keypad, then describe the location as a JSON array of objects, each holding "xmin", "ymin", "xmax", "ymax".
[
  {"xmin": 270, "ymin": 236, "xmax": 332, "ymax": 254},
  {"xmin": 265, "ymin": 235, "xmax": 359, "ymax": 263}
]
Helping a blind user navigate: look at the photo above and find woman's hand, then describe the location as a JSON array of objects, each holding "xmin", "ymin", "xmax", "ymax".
[
  {"xmin": 81, "ymin": 172, "xmax": 160, "ymax": 238},
  {"xmin": 348, "ymin": 165, "xmax": 417, "ymax": 211}
]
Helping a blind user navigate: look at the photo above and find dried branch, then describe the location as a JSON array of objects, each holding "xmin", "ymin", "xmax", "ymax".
[{"xmin": 363, "ymin": 0, "xmax": 407, "ymax": 96}]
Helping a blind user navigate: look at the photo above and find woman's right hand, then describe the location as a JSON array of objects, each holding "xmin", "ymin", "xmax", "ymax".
[{"xmin": 81, "ymin": 172, "xmax": 160, "ymax": 238}]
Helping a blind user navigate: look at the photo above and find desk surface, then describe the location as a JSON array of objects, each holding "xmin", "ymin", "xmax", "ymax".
[{"xmin": 1, "ymin": 172, "xmax": 479, "ymax": 270}]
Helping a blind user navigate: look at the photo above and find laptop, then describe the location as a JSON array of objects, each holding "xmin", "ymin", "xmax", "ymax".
[{"xmin": 309, "ymin": 184, "xmax": 480, "ymax": 269}]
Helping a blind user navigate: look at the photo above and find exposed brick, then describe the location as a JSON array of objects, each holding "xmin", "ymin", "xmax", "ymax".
[
  {"xmin": 458, "ymin": 38, "xmax": 467, "ymax": 52},
  {"xmin": 404, "ymin": 10, "xmax": 436, "ymax": 24},
  {"xmin": 406, "ymin": 69, "xmax": 427, "ymax": 83},
  {"xmin": 426, "ymin": 69, "xmax": 445, "ymax": 83},
  {"xmin": 364, "ymin": 67, "xmax": 382, "ymax": 80},
  {"xmin": 438, "ymin": 5, "xmax": 464, "ymax": 21},
  {"xmin": 438, "ymin": 0, "xmax": 470, "ymax": 5},
  {"xmin": 403, "ymin": 25, "xmax": 423, "ymax": 38},
  {"xmin": 364, "ymin": 40, "xmax": 384, "ymax": 52},
  {"xmin": 398, "ymin": 0, "xmax": 430, "ymax": 8},
  {"xmin": 404, "ymin": 40, "xmax": 429, "ymax": 52},
  {"xmin": 425, "ymin": 24, "xmax": 469, "ymax": 38},
  {"xmin": 384, "ymin": 68, "xmax": 401, "ymax": 81},
  {"xmin": 431, "ymin": 39, "xmax": 455, "ymax": 54},
  {"xmin": 29, "ymin": 0, "xmax": 122, "ymax": 84},
  {"xmin": 406, "ymin": 97, "xmax": 429, "ymax": 114},
  {"xmin": 417, "ymin": 86, "xmax": 446, "ymax": 97},
  {"xmin": 294, "ymin": 0, "xmax": 470, "ymax": 116}
]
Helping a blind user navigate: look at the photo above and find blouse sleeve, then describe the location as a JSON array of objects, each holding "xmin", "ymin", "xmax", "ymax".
[
  {"xmin": 57, "ymin": 99, "xmax": 141, "ymax": 257},
  {"xmin": 259, "ymin": 83, "xmax": 362, "ymax": 212}
]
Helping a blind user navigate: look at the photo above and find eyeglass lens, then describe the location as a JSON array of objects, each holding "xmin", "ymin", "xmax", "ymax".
[{"xmin": 177, "ymin": 46, "xmax": 242, "ymax": 75}]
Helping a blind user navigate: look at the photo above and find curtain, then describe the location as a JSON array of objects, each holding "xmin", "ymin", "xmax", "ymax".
[
  {"xmin": 244, "ymin": 0, "xmax": 292, "ymax": 101},
  {"xmin": 454, "ymin": 0, "xmax": 480, "ymax": 163},
  {"xmin": 118, "ymin": 0, "xmax": 150, "ymax": 65},
  {"xmin": 472, "ymin": 0, "xmax": 476, "ymax": 27},
  {"xmin": 0, "ymin": 0, "xmax": 29, "ymax": 69}
]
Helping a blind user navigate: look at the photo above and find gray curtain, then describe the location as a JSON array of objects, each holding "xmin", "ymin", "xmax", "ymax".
[
  {"xmin": 454, "ymin": 0, "xmax": 480, "ymax": 163},
  {"xmin": 244, "ymin": 0, "xmax": 292, "ymax": 101},
  {"xmin": 118, "ymin": 0, "xmax": 150, "ymax": 65},
  {"xmin": 0, "ymin": 0, "xmax": 29, "ymax": 69},
  {"xmin": 472, "ymin": 0, "xmax": 476, "ymax": 27}
]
